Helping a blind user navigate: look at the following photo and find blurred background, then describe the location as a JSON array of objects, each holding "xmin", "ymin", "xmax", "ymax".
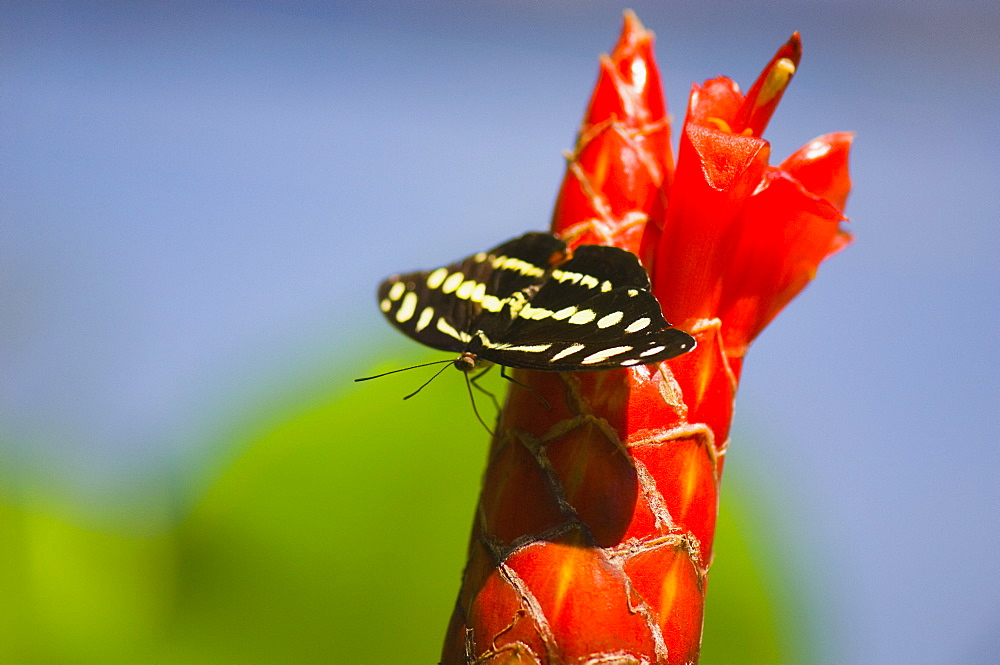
[{"xmin": 2, "ymin": 1, "xmax": 998, "ymax": 663}]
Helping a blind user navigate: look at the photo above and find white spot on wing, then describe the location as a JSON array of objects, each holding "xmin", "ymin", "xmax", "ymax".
[
  {"xmin": 475, "ymin": 331, "xmax": 497, "ymax": 347},
  {"xmin": 520, "ymin": 305, "xmax": 552, "ymax": 320},
  {"xmin": 550, "ymin": 344, "xmax": 585, "ymax": 361},
  {"xmin": 529, "ymin": 307, "xmax": 552, "ymax": 320},
  {"xmin": 500, "ymin": 257, "xmax": 544, "ymax": 277},
  {"xmin": 380, "ymin": 299, "xmax": 391, "ymax": 312},
  {"xmin": 481, "ymin": 295, "xmax": 503, "ymax": 312},
  {"xmin": 456, "ymin": 280, "xmax": 476, "ymax": 299},
  {"xmin": 597, "ymin": 311, "xmax": 624, "ymax": 328},
  {"xmin": 640, "ymin": 345, "xmax": 666, "ymax": 357},
  {"xmin": 415, "ymin": 306, "xmax": 434, "ymax": 332},
  {"xmin": 581, "ymin": 346, "xmax": 633, "ymax": 364},
  {"xmin": 426, "ymin": 268, "xmax": 448, "ymax": 289},
  {"xmin": 388, "ymin": 282, "xmax": 406, "ymax": 301},
  {"xmin": 507, "ymin": 292, "xmax": 529, "ymax": 317},
  {"xmin": 437, "ymin": 317, "xmax": 471, "ymax": 343},
  {"xmin": 395, "ymin": 291, "xmax": 418, "ymax": 323},
  {"xmin": 568, "ymin": 309, "xmax": 596, "ymax": 325},
  {"xmin": 600, "ymin": 280, "xmax": 613, "ymax": 292},
  {"xmin": 624, "ymin": 317, "xmax": 651, "ymax": 333},
  {"xmin": 553, "ymin": 269, "xmax": 584, "ymax": 285},
  {"xmin": 552, "ymin": 306, "xmax": 576, "ymax": 320},
  {"xmin": 441, "ymin": 272, "xmax": 464, "ymax": 294},
  {"xmin": 505, "ymin": 344, "xmax": 552, "ymax": 352}
]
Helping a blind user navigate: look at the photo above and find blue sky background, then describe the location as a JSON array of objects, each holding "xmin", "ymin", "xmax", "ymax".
[{"xmin": 2, "ymin": 2, "xmax": 998, "ymax": 663}]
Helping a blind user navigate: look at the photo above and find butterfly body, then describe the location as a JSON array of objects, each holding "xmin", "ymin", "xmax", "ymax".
[{"xmin": 377, "ymin": 232, "xmax": 695, "ymax": 372}]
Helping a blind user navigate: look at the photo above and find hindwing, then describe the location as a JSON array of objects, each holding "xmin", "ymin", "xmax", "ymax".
[{"xmin": 463, "ymin": 242, "xmax": 694, "ymax": 369}]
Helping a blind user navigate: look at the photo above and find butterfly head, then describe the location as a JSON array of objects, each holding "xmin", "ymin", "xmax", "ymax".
[{"xmin": 453, "ymin": 352, "xmax": 488, "ymax": 374}]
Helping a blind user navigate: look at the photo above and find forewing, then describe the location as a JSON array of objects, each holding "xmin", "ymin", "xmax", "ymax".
[
  {"xmin": 377, "ymin": 232, "xmax": 567, "ymax": 354},
  {"xmin": 479, "ymin": 232, "xmax": 568, "ymax": 300},
  {"xmin": 458, "ymin": 232, "xmax": 567, "ymax": 338},
  {"xmin": 378, "ymin": 270, "xmax": 469, "ymax": 353}
]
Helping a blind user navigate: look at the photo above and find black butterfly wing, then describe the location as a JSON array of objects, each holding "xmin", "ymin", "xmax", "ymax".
[
  {"xmin": 378, "ymin": 232, "xmax": 567, "ymax": 354},
  {"xmin": 468, "ymin": 242, "xmax": 644, "ymax": 340},
  {"xmin": 475, "ymin": 232, "xmax": 567, "ymax": 302},
  {"xmin": 473, "ymin": 285, "xmax": 694, "ymax": 370},
  {"xmin": 378, "ymin": 234, "xmax": 695, "ymax": 371},
  {"xmin": 527, "ymin": 244, "xmax": 653, "ymax": 309},
  {"xmin": 467, "ymin": 243, "xmax": 695, "ymax": 370},
  {"xmin": 378, "ymin": 269, "xmax": 470, "ymax": 353}
]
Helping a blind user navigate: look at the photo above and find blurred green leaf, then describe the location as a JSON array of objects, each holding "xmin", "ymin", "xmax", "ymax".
[
  {"xmin": 0, "ymin": 500, "xmax": 173, "ymax": 664},
  {"xmin": 700, "ymin": 484, "xmax": 810, "ymax": 664},
  {"xmin": 0, "ymin": 351, "xmax": 811, "ymax": 663},
  {"xmin": 156, "ymin": 353, "xmax": 490, "ymax": 663}
]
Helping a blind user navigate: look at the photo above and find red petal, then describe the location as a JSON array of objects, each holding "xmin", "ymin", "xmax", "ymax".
[
  {"xmin": 782, "ymin": 131, "xmax": 855, "ymax": 214},
  {"xmin": 717, "ymin": 167, "xmax": 848, "ymax": 354},
  {"xmin": 684, "ymin": 77, "xmax": 744, "ymax": 129},
  {"xmin": 652, "ymin": 123, "xmax": 770, "ymax": 329}
]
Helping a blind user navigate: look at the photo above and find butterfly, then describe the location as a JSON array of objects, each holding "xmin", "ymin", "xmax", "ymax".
[{"xmin": 362, "ymin": 232, "xmax": 694, "ymax": 387}]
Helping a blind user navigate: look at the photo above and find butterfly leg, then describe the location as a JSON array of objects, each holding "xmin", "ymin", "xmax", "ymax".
[
  {"xmin": 500, "ymin": 366, "xmax": 552, "ymax": 411},
  {"xmin": 469, "ymin": 365, "xmax": 501, "ymax": 413},
  {"xmin": 464, "ymin": 372, "xmax": 496, "ymax": 438}
]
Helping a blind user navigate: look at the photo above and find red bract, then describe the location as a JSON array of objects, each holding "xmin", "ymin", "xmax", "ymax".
[
  {"xmin": 442, "ymin": 13, "xmax": 851, "ymax": 664},
  {"xmin": 652, "ymin": 32, "xmax": 852, "ymax": 355},
  {"xmin": 553, "ymin": 10, "xmax": 671, "ymax": 259}
]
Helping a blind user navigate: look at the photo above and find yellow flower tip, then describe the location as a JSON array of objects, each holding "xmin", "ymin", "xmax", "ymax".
[
  {"xmin": 732, "ymin": 32, "xmax": 803, "ymax": 137},
  {"xmin": 758, "ymin": 57, "xmax": 797, "ymax": 108},
  {"xmin": 704, "ymin": 117, "xmax": 733, "ymax": 133},
  {"xmin": 703, "ymin": 118, "xmax": 760, "ymax": 137}
]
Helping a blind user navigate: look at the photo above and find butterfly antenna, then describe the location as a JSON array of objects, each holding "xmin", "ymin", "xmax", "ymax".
[
  {"xmin": 464, "ymin": 372, "xmax": 496, "ymax": 437},
  {"xmin": 402, "ymin": 360, "xmax": 454, "ymax": 400},
  {"xmin": 500, "ymin": 366, "xmax": 552, "ymax": 411},
  {"xmin": 355, "ymin": 359, "xmax": 454, "ymax": 382}
]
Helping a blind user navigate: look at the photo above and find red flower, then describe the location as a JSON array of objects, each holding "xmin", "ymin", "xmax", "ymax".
[
  {"xmin": 442, "ymin": 13, "xmax": 852, "ymax": 664},
  {"xmin": 649, "ymin": 32, "xmax": 852, "ymax": 356}
]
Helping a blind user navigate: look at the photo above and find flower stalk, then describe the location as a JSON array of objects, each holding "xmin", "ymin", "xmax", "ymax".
[{"xmin": 442, "ymin": 12, "xmax": 851, "ymax": 664}]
